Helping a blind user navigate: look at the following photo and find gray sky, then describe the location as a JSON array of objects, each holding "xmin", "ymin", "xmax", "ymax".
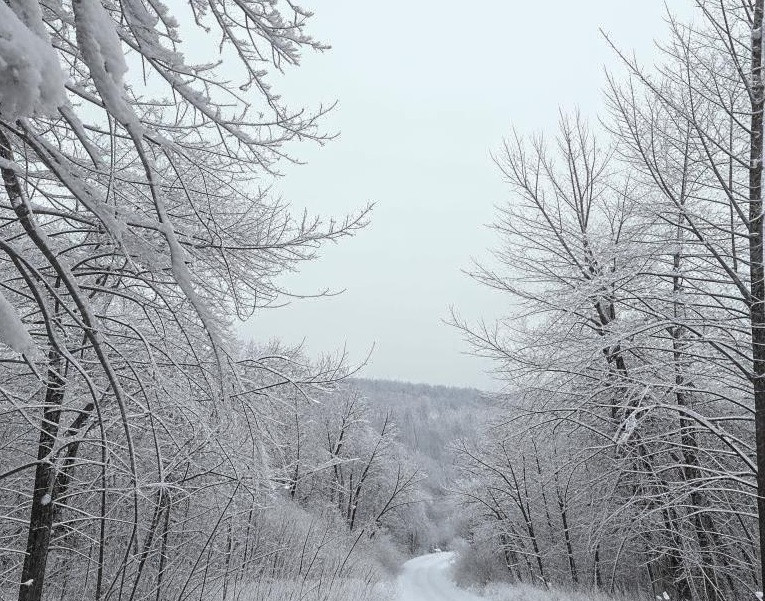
[{"xmin": 241, "ymin": 1, "xmax": 691, "ymax": 390}]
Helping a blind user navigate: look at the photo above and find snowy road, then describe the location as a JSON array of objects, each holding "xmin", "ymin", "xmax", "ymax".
[{"xmin": 396, "ymin": 552, "xmax": 485, "ymax": 601}]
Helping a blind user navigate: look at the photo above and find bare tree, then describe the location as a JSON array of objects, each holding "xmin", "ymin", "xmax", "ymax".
[{"xmin": 456, "ymin": 104, "xmax": 760, "ymax": 599}]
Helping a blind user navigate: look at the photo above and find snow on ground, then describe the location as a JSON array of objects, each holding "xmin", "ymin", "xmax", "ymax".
[
  {"xmin": 480, "ymin": 582, "xmax": 640, "ymax": 601},
  {"xmin": 396, "ymin": 552, "xmax": 485, "ymax": 601},
  {"xmin": 395, "ymin": 552, "xmax": 643, "ymax": 601}
]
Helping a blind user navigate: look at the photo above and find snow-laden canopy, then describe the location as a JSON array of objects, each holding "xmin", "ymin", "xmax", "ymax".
[{"xmin": 0, "ymin": 2, "xmax": 369, "ymax": 600}]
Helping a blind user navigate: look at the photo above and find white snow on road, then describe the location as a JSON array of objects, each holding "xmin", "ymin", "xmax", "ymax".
[{"xmin": 396, "ymin": 552, "xmax": 485, "ymax": 601}]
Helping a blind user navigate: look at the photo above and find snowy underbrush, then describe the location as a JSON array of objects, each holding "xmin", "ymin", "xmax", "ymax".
[
  {"xmin": 231, "ymin": 576, "xmax": 397, "ymax": 601},
  {"xmin": 451, "ymin": 539, "xmax": 646, "ymax": 601},
  {"xmin": 479, "ymin": 581, "xmax": 645, "ymax": 601},
  {"xmin": 450, "ymin": 536, "xmax": 518, "ymax": 586},
  {"xmin": 226, "ymin": 501, "xmax": 401, "ymax": 601}
]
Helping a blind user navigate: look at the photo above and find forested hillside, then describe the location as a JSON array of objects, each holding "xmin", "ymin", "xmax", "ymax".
[
  {"xmin": 350, "ymin": 379, "xmax": 488, "ymax": 554},
  {"xmin": 351, "ymin": 378, "xmax": 485, "ymax": 472}
]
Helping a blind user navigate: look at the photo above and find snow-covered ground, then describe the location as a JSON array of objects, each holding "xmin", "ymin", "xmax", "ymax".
[
  {"xmin": 396, "ymin": 552, "xmax": 485, "ymax": 601},
  {"xmin": 395, "ymin": 552, "xmax": 644, "ymax": 601}
]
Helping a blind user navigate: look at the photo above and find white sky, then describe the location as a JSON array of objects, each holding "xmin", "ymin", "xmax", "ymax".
[{"xmin": 240, "ymin": 1, "xmax": 693, "ymax": 390}]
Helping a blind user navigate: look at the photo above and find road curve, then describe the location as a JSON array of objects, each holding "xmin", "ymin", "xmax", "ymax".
[{"xmin": 396, "ymin": 552, "xmax": 485, "ymax": 601}]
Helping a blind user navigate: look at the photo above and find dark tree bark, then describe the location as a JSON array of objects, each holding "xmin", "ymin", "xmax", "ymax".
[
  {"xmin": 553, "ymin": 473, "xmax": 578, "ymax": 585},
  {"xmin": 751, "ymin": 0, "xmax": 765, "ymax": 587},
  {"xmin": 594, "ymin": 543, "xmax": 603, "ymax": 589},
  {"xmin": 18, "ymin": 351, "xmax": 65, "ymax": 601}
]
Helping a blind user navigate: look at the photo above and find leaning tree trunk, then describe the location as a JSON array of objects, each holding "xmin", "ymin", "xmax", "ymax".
[{"xmin": 17, "ymin": 351, "xmax": 65, "ymax": 601}]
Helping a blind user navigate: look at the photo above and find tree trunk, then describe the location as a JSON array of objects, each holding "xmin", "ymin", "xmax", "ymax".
[
  {"xmin": 594, "ymin": 543, "xmax": 603, "ymax": 589},
  {"xmin": 222, "ymin": 519, "xmax": 233, "ymax": 601},
  {"xmin": 751, "ymin": 0, "xmax": 765, "ymax": 587},
  {"xmin": 555, "ymin": 480, "xmax": 578, "ymax": 585},
  {"xmin": 155, "ymin": 497, "xmax": 171, "ymax": 601},
  {"xmin": 18, "ymin": 351, "xmax": 65, "ymax": 601},
  {"xmin": 671, "ymin": 201, "xmax": 722, "ymax": 600}
]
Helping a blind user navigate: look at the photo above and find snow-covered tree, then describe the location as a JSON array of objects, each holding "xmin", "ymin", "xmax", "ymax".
[
  {"xmin": 458, "ymin": 98, "xmax": 762, "ymax": 599},
  {"xmin": 0, "ymin": 1, "xmax": 372, "ymax": 600}
]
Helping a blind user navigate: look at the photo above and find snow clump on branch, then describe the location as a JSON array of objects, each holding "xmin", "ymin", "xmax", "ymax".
[{"xmin": 0, "ymin": 0, "xmax": 65, "ymax": 118}]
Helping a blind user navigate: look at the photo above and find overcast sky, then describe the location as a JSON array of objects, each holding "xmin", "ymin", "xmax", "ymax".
[{"xmin": 240, "ymin": 1, "xmax": 693, "ymax": 390}]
